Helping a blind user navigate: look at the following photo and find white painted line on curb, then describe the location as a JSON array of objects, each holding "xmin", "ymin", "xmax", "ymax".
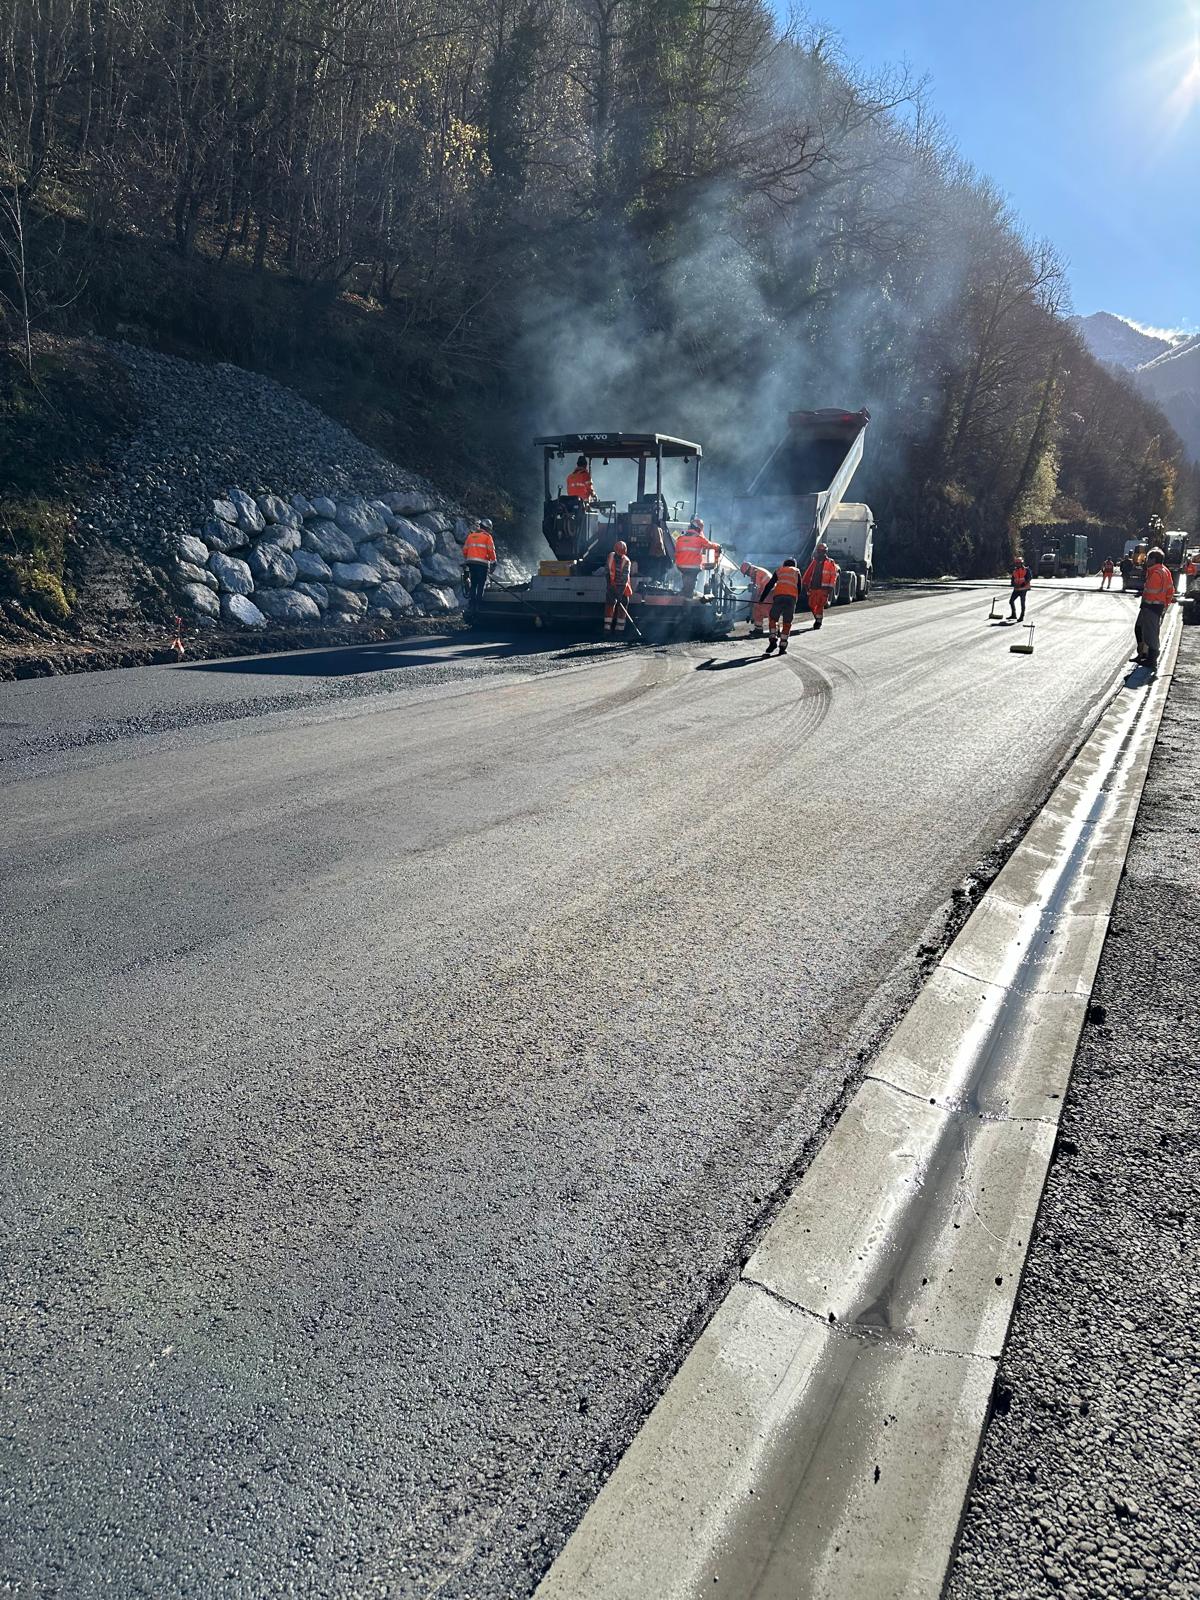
[{"xmin": 535, "ymin": 620, "xmax": 1182, "ymax": 1600}]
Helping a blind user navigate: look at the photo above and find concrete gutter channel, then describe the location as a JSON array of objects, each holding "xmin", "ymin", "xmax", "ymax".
[{"xmin": 536, "ymin": 619, "xmax": 1182, "ymax": 1600}]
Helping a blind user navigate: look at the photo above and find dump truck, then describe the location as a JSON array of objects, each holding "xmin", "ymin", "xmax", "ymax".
[
  {"xmin": 1037, "ymin": 532, "xmax": 1090, "ymax": 578},
  {"xmin": 730, "ymin": 408, "xmax": 873, "ymax": 603},
  {"xmin": 468, "ymin": 431, "xmax": 738, "ymax": 640}
]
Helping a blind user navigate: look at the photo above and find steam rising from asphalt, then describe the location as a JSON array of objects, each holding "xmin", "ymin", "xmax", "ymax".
[{"xmin": 514, "ymin": 148, "xmax": 977, "ymax": 568}]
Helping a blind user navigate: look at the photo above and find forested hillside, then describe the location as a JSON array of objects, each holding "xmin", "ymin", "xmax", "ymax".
[{"xmin": 2, "ymin": 0, "xmax": 1196, "ymax": 581}]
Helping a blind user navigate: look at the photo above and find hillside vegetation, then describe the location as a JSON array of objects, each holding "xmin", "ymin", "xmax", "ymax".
[{"xmin": 2, "ymin": 0, "xmax": 1197, "ymax": 611}]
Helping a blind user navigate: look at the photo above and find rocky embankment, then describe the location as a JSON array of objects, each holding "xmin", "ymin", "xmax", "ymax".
[
  {"xmin": 176, "ymin": 489, "xmax": 466, "ymax": 630},
  {"xmin": 0, "ymin": 340, "xmax": 478, "ymax": 676}
]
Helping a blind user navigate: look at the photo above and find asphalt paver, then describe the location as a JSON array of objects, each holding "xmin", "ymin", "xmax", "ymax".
[
  {"xmin": 0, "ymin": 584, "xmax": 1144, "ymax": 1598},
  {"xmin": 945, "ymin": 631, "xmax": 1200, "ymax": 1600}
]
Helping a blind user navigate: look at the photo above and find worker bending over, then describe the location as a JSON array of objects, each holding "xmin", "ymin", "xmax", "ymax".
[
  {"xmin": 462, "ymin": 518, "xmax": 497, "ymax": 605},
  {"xmin": 605, "ymin": 541, "xmax": 633, "ymax": 634},
  {"xmin": 802, "ymin": 542, "xmax": 840, "ymax": 630},
  {"xmin": 1009, "ymin": 557, "xmax": 1032, "ymax": 620},
  {"xmin": 740, "ymin": 560, "xmax": 772, "ymax": 636},
  {"xmin": 1134, "ymin": 547, "xmax": 1175, "ymax": 676},
  {"xmin": 1100, "ymin": 557, "xmax": 1114, "ymax": 590},
  {"xmin": 566, "ymin": 456, "xmax": 594, "ymax": 501},
  {"xmin": 674, "ymin": 516, "xmax": 722, "ymax": 597},
  {"xmin": 757, "ymin": 558, "xmax": 801, "ymax": 655}
]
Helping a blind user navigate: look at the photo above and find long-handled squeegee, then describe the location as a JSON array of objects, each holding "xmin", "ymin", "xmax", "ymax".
[{"xmin": 1010, "ymin": 623, "xmax": 1035, "ymax": 655}]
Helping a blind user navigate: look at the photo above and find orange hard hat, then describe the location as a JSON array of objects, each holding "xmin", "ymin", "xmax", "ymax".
[
  {"xmin": 740, "ymin": 560, "xmax": 752, "ymax": 575},
  {"xmin": 689, "ymin": 516, "xmax": 704, "ymax": 532},
  {"xmin": 613, "ymin": 540, "xmax": 628, "ymax": 555}
]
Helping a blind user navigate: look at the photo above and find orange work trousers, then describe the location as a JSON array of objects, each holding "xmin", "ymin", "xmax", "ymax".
[{"xmin": 808, "ymin": 586, "xmax": 830, "ymax": 621}]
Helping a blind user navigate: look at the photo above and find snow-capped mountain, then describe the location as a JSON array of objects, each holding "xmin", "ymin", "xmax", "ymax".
[
  {"xmin": 1073, "ymin": 312, "xmax": 1200, "ymax": 463},
  {"xmin": 1072, "ymin": 311, "xmax": 1179, "ymax": 370}
]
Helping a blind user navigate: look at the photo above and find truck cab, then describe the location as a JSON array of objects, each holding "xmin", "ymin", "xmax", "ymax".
[{"xmin": 823, "ymin": 502, "xmax": 875, "ymax": 602}]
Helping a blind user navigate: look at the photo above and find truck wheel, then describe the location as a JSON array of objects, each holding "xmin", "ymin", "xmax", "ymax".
[
  {"xmin": 844, "ymin": 572, "xmax": 857, "ymax": 604},
  {"xmin": 857, "ymin": 575, "xmax": 870, "ymax": 600}
]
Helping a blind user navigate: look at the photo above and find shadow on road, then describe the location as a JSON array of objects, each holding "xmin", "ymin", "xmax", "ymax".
[
  {"xmin": 695, "ymin": 654, "xmax": 766, "ymax": 671},
  {"xmin": 183, "ymin": 634, "xmax": 578, "ymax": 679}
]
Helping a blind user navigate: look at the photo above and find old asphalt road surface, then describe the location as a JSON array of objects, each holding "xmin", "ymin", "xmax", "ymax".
[{"xmin": 1, "ymin": 582, "xmax": 1136, "ymax": 1598}]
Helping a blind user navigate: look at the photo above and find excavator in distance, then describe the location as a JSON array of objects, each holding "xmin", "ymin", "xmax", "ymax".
[{"xmin": 468, "ymin": 432, "xmax": 738, "ymax": 641}]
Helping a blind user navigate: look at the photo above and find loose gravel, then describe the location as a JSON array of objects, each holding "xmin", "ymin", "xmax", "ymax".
[{"xmin": 945, "ymin": 637, "xmax": 1200, "ymax": 1600}]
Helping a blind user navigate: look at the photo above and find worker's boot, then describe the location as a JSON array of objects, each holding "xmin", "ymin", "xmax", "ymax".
[
  {"xmin": 764, "ymin": 637, "xmax": 778, "ymax": 655},
  {"xmin": 812, "ymin": 616, "xmax": 822, "ymax": 630},
  {"xmin": 779, "ymin": 638, "xmax": 789, "ymax": 655}
]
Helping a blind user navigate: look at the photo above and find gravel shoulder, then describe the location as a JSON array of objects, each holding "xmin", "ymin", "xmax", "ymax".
[{"xmin": 945, "ymin": 632, "xmax": 1200, "ymax": 1600}]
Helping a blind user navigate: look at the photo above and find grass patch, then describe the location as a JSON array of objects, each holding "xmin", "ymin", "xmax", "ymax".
[{"xmin": 0, "ymin": 341, "xmax": 135, "ymax": 619}]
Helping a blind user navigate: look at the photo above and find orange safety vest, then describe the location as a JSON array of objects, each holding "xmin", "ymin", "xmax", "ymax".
[
  {"xmin": 1102, "ymin": 559, "xmax": 1114, "ymax": 574},
  {"xmin": 462, "ymin": 529, "xmax": 496, "ymax": 562},
  {"xmin": 1142, "ymin": 563, "xmax": 1176, "ymax": 606},
  {"xmin": 802, "ymin": 556, "xmax": 838, "ymax": 592},
  {"xmin": 1011, "ymin": 564, "xmax": 1031, "ymax": 591},
  {"xmin": 606, "ymin": 551, "xmax": 632, "ymax": 594},
  {"xmin": 675, "ymin": 531, "xmax": 715, "ymax": 569},
  {"xmin": 566, "ymin": 469, "xmax": 593, "ymax": 499},
  {"xmin": 771, "ymin": 564, "xmax": 801, "ymax": 599},
  {"xmin": 1187, "ymin": 561, "xmax": 1197, "ymax": 577}
]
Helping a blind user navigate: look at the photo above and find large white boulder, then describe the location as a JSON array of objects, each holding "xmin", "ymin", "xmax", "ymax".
[
  {"xmin": 370, "ymin": 580, "xmax": 416, "ymax": 613},
  {"xmin": 178, "ymin": 532, "xmax": 210, "ymax": 567},
  {"xmin": 201, "ymin": 516, "xmax": 247, "ymax": 553},
  {"xmin": 294, "ymin": 580, "xmax": 329, "ymax": 610},
  {"xmin": 421, "ymin": 551, "xmax": 462, "ymax": 586},
  {"xmin": 395, "ymin": 562, "xmax": 424, "ymax": 594},
  {"xmin": 325, "ymin": 585, "xmax": 367, "ymax": 615},
  {"xmin": 248, "ymin": 543, "xmax": 298, "ymax": 587},
  {"xmin": 329, "ymin": 560, "xmax": 381, "ymax": 590},
  {"xmin": 390, "ymin": 517, "xmax": 435, "ymax": 557},
  {"xmin": 182, "ymin": 582, "xmax": 220, "ymax": 618},
  {"xmin": 211, "ymin": 496, "xmax": 239, "ymax": 525},
  {"xmin": 309, "ymin": 495, "xmax": 337, "ymax": 520},
  {"xmin": 227, "ymin": 488, "xmax": 265, "ymax": 535},
  {"xmin": 208, "ymin": 552, "xmax": 254, "ymax": 595},
  {"xmin": 257, "ymin": 494, "xmax": 292, "ymax": 524},
  {"xmin": 254, "ymin": 588, "xmax": 322, "ymax": 624},
  {"xmin": 221, "ymin": 593, "xmax": 267, "ymax": 627},
  {"xmin": 293, "ymin": 548, "xmax": 333, "ymax": 582},
  {"xmin": 301, "ymin": 520, "xmax": 356, "ymax": 562},
  {"xmin": 334, "ymin": 497, "xmax": 388, "ymax": 542},
  {"xmin": 271, "ymin": 522, "xmax": 302, "ymax": 554},
  {"xmin": 176, "ymin": 559, "xmax": 217, "ymax": 590},
  {"xmin": 414, "ymin": 582, "xmax": 459, "ymax": 613},
  {"xmin": 291, "ymin": 494, "xmax": 315, "ymax": 520}
]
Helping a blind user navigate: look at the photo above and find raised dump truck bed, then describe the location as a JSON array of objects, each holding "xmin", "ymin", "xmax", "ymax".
[{"xmin": 729, "ymin": 407, "xmax": 873, "ymax": 603}]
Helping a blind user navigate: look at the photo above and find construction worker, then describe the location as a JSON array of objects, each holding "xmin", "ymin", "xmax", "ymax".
[
  {"xmin": 566, "ymin": 456, "xmax": 594, "ymax": 501},
  {"xmin": 674, "ymin": 515, "xmax": 722, "ymax": 597},
  {"xmin": 802, "ymin": 542, "xmax": 840, "ymax": 630},
  {"xmin": 605, "ymin": 541, "xmax": 633, "ymax": 633},
  {"xmin": 1133, "ymin": 547, "xmax": 1175, "ymax": 674},
  {"xmin": 740, "ymin": 559, "xmax": 772, "ymax": 636},
  {"xmin": 462, "ymin": 518, "xmax": 497, "ymax": 605},
  {"xmin": 757, "ymin": 558, "xmax": 801, "ymax": 655},
  {"xmin": 1100, "ymin": 557, "xmax": 1115, "ymax": 590},
  {"xmin": 1008, "ymin": 557, "xmax": 1032, "ymax": 621}
]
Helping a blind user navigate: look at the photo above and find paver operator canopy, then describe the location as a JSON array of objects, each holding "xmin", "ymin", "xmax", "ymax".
[{"xmin": 537, "ymin": 432, "xmax": 702, "ymax": 573}]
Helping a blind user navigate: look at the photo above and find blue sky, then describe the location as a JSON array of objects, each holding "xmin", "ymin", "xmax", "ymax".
[{"xmin": 794, "ymin": 0, "xmax": 1199, "ymax": 331}]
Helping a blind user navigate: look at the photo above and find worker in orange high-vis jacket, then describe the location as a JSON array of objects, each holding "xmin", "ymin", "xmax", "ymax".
[
  {"xmin": 1134, "ymin": 547, "xmax": 1175, "ymax": 675},
  {"xmin": 757, "ymin": 558, "xmax": 802, "ymax": 655},
  {"xmin": 605, "ymin": 541, "xmax": 633, "ymax": 633},
  {"xmin": 1100, "ymin": 557, "xmax": 1115, "ymax": 590},
  {"xmin": 802, "ymin": 543, "xmax": 840, "ymax": 630},
  {"xmin": 674, "ymin": 516, "xmax": 722, "ymax": 597},
  {"xmin": 566, "ymin": 456, "xmax": 594, "ymax": 501},
  {"xmin": 1008, "ymin": 557, "xmax": 1032, "ymax": 620},
  {"xmin": 462, "ymin": 518, "xmax": 497, "ymax": 605},
  {"xmin": 740, "ymin": 560, "xmax": 772, "ymax": 636}
]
